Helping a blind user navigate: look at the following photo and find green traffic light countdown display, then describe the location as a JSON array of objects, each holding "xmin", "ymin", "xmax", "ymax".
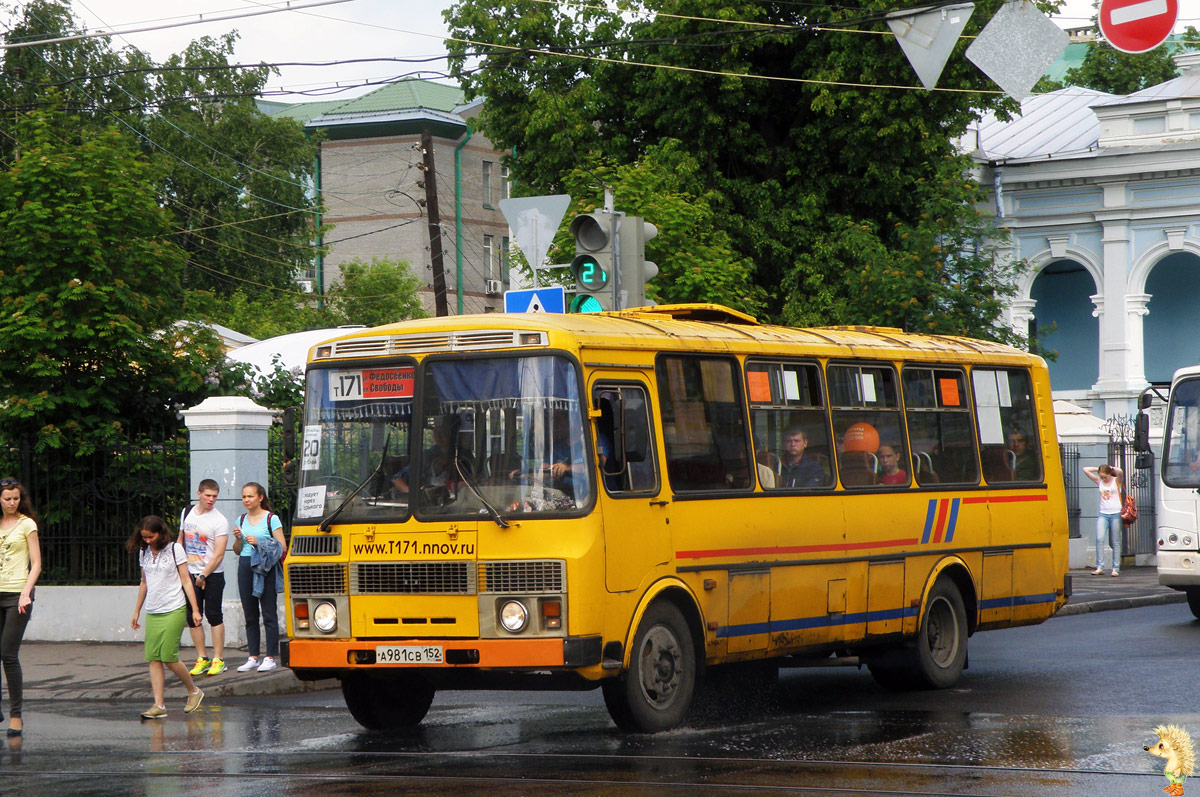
[{"xmin": 570, "ymin": 252, "xmax": 608, "ymax": 313}]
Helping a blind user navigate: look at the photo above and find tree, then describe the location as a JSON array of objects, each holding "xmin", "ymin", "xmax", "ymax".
[
  {"xmin": 446, "ymin": 0, "xmax": 1026, "ymax": 337},
  {"xmin": 0, "ymin": 1, "xmax": 323, "ymax": 296},
  {"xmin": 0, "ymin": 110, "xmax": 225, "ymax": 451},
  {"xmin": 325, "ymin": 258, "xmax": 429, "ymax": 328},
  {"xmin": 1036, "ymin": 41, "xmax": 1184, "ymax": 94}
]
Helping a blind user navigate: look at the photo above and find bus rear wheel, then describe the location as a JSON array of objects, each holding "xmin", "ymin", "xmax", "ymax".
[
  {"xmin": 868, "ymin": 577, "xmax": 967, "ymax": 690},
  {"xmin": 602, "ymin": 601, "xmax": 696, "ymax": 732},
  {"xmin": 341, "ymin": 671, "xmax": 435, "ymax": 730},
  {"xmin": 1186, "ymin": 588, "xmax": 1200, "ymax": 619}
]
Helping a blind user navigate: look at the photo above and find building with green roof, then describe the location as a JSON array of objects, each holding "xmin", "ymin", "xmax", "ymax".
[{"xmin": 259, "ymin": 79, "xmax": 512, "ymax": 314}]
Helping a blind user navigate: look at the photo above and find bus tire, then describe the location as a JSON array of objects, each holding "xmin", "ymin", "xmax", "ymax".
[
  {"xmin": 341, "ymin": 671, "xmax": 435, "ymax": 730},
  {"xmin": 1186, "ymin": 588, "xmax": 1200, "ymax": 619},
  {"xmin": 868, "ymin": 577, "xmax": 967, "ymax": 690},
  {"xmin": 601, "ymin": 601, "xmax": 696, "ymax": 732}
]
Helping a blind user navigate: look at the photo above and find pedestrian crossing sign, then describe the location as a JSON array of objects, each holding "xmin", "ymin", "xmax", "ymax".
[{"xmin": 504, "ymin": 287, "xmax": 566, "ymax": 314}]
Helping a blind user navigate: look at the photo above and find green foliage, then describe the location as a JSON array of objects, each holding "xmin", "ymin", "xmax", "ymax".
[
  {"xmin": 1042, "ymin": 42, "xmax": 1182, "ymax": 94},
  {"xmin": 325, "ymin": 258, "xmax": 429, "ymax": 328},
  {"xmin": 0, "ymin": 109, "xmax": 225, "ymax": 451},
  {"xmin": 0, "ymin": 2, "xmax": 323, "ymax": 297},
  {"xmin": 446, "ymin": 0, "xmax": 1026, "ymax": 340}
]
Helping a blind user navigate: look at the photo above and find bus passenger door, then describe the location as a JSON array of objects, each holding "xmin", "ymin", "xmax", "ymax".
[{"xmin": 592, "ymin": 380, "xmax": 669, "ymax": 593}]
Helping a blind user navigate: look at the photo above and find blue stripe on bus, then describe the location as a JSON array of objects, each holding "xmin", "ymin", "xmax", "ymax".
[
  {"xmin": 921, "ymin": 499, "xmax": 937, "ymax": 544},
  {"xmin": 943, "ymin": 498, "xmax": 961, "ymax": 543},
  {"xmin": 979, "ymin": 592, "xmax": 1057, "ymax": 610},
  {"xmin": 715, "ymin": 592, "xmax": 1058, "ymax": 638}
]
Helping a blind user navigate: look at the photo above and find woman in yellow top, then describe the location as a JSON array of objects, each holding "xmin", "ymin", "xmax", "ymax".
[{"xmin": 0, "ymin": 476, "xmax": 41, "ymax": 737}]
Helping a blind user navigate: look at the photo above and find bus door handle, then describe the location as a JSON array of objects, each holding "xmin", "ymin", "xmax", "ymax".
[{"xmin": 649, "ymin": 500, "xmax": 669, "ymax": 507}]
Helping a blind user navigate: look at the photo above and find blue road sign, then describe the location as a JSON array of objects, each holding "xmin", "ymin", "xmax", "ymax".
[{"xmin": 504, "ymin": 287, "xmax": 566, "ymax": 314}]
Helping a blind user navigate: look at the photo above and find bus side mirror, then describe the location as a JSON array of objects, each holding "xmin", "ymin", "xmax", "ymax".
[
  {"xmin": 282, "ymin": 406, "xmax": 299, "ymax": 488},
  {"xmin": 1138, "ymin": 391, "xmax": 1153, "ymax": 410},
  {"xmin": 1135, "ymin": 452, "xmax": 1152, "ymax": 469},
  {"xmin": 1134, "ymin": 411, "xmax": 1150, "ymax": 453}
]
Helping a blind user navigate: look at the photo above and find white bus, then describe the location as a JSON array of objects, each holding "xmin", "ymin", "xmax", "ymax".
[{"xmin": 1137, "ymin": 366, "xmax": 1200, "ymax": 616}]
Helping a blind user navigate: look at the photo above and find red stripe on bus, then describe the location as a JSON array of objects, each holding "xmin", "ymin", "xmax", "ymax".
[
  {"xmin": 932, "ymin": 499, "xmax": 950, "ymax": 544},
  {"xmin": 676, "ymin": 538, "xmax": 920, "ymax": 560},
  {"xmin": 961, "ymin": 494, "xmax": 1047, "ymax": 504}
]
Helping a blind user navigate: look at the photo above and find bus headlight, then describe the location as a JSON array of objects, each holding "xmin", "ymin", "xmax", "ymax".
[
  {"xmin": 1170, "ymin": 533, "xmax": 1179, "ymax": 545},
  {"xmin": 499, "ymin": 600, "xmax": 529, "ymax": 633},
  {"xmin": 1185, "ymin": 536, "xmax": 1194, "ymax": 548},
  {"xmin": 312, "ymin": 601, "xmax": 338, "ymax": 633}
]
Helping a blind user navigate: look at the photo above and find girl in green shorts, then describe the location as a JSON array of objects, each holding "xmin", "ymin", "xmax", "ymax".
[{"xmin": 128, "ymin": 516, "xmax": 205, "ymax": 719}]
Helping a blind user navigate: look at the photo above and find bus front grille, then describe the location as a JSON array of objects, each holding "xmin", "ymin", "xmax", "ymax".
[
  {"xmin": 478, "ymin": 560, "xmax": 566, "ymax": 593},
  {"xmin": 351, "ymin": 561, "xmax": 476, "ymax": 595},
  {"xmin": 290, "ymin": 535, "xmax": 342, "ymax": 556},
  {"xmin": 288, "ymin": 564, "xmax": 347, "ymax": 595}
]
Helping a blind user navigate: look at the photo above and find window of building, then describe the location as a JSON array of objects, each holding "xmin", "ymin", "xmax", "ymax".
[
  {"xmin": 483, "ymin": 235, "xmax": 495, "ymax": 279},
  {"xmin": 482, "ymin": 161, "xmax": 494, "ymax": 208},
  {"xmin": 500, "ymin": 165, "xmax": 511, "ymax": 201},
  {"xmin": 1133, "ymin": 116, "xmax": 1166, "ymax": 134},
  {"xmin": 902, "ymin": 367, "xmax": 979, "ymax": 486},
  {"xmin": 657, "ymin": 355, "xmax": 752, "ymax": 492},
  {"xmin": 745, "ymin": 360, "xmax": 833, "ymax": 490},
  {"xmin": 828, "ymin": 362, "xmax": 907, "ymax": 488},
  {"xmin": 500, "ymin": 236, "xmax": 510, "ymax": 282}
]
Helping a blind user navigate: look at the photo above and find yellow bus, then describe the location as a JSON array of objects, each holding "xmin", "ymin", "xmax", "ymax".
[{"xmin": 281, "ymin": 304, "xmax": 1069, "ymax": 732}]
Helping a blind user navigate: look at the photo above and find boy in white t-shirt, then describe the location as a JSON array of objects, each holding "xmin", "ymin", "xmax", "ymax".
[{"xmin": 180, "ymin": 479, "xmax": 231, "ymax": 676}]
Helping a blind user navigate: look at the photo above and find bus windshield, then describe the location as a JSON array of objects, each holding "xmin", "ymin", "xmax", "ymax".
[
  {"xmin": 1164, "ymin": 376, "xmax": 1200, "ymax": 488},
  {"xmin": 296, "ymin": 354, "xmax": 592, "ymax": 524}
]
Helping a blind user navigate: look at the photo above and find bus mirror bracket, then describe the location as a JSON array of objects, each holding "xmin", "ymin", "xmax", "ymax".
[{"xmin": 282, "ymin": 406, "xmax": 299, "ymax": 488}]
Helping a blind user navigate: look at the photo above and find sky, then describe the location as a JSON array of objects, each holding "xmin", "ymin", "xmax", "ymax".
[
  {"xmin": 62, "ymin": 0, "xmax": 456, "ymax": 102},
  {"xmin": 0, "ymin": 0, "xmax": 1170, "ymax": 108}
]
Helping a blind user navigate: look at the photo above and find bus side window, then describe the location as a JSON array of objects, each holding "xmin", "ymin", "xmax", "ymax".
[
  {"xmin": 745, "ymin": 359, "xmax": 834, "ymax": 491},
  {"xmin": 972, "ymin": 368, "xmax": 1039, "ymax": 485},
  {"xmin": 657, "ymin": 356, "xmax": 753, "ymax": 492},
  {"xmin": 828, "ymin": 362, "xmax": 907, "ymax": 489},
  {"xmin": 902, "ymin": 367, "xmax": 979, "ymax": 486},
  {"xmin": 594, "ymin": 384, "xmax": 658, "ymax": 494}
]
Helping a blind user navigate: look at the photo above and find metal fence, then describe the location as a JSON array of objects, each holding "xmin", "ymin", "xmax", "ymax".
[
  {"xmin": 0, "ymin": 431, "xmax": 190, "ymax": 585},
  {"xmin": 1060, "ymin": 443, "xmax": 1081, "ymax": 539},
  {"xmin": 1108, "ymin": 440, "xmax": 1156, "ymax": 557}
]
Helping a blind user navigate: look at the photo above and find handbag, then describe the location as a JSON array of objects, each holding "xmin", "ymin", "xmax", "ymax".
[{"xmin": 1120, "ymin": 492, "xmax": 1138, "ymax": 526}]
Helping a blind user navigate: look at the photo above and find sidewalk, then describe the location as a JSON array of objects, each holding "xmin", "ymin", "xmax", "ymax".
[{"xmin": 16, "ymin": 567, "xmax": 1187, "ymax": 704}]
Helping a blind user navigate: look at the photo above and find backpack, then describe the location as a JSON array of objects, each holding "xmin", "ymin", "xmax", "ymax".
[{"xmin": 238, "ymin": 511, "xmax": 284, "ymax": 561}]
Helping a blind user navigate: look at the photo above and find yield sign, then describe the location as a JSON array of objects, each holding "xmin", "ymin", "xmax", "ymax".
[
  {"xmin": 499, "ymin": 194, "xmax": 571, "ymax": 270},
  {"xmin": 1100, "ymin": 0, "xmax": 1177, "ymax": 54}
]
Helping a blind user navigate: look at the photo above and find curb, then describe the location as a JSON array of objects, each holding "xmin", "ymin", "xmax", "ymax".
[{"xmin": 1055, "ymin": 591, "xmax": 1187, "ymax": 617}]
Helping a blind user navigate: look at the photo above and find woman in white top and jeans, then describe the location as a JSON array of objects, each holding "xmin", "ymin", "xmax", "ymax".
[{"xmin": 1083, "ymin": 463, "xmax": 1123, "ymax": 576}]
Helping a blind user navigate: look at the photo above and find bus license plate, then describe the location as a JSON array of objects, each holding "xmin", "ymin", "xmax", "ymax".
[{"xmin": 375, "ymin": 645, "xmax": 444, "ymax": 665}]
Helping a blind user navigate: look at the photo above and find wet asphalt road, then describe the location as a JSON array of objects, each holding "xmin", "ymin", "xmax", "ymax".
[{"xmin": 8, "ymin": 603, "xmax": 1199, "ymax": 795}]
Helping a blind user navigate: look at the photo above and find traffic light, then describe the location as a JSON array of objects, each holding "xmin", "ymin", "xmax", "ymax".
[
  {"xmin": 569, "ymin": 211, "xmax": 615, "ymax": 313},
  {"xmin": 617, "ymin": 216, "xmax": 658, "ymax": 309}
]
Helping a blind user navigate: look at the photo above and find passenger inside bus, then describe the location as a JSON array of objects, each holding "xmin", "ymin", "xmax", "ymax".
[
  {"xmin": 394, "ymin": 423, "xmax": 455, "ymax": 495},
  {"xmin": 776, "ymin": 425, "xmax": 825, "ymax": 488},
  {"xmin": 877, "ymin": 443, "xmax": 908, "ymax": 485}
]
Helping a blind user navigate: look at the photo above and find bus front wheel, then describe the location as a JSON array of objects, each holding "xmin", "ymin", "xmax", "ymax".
[
  {"xmin": 1186, "ymin": 588, "xmax": 1200, "ymax": 619},
  {"xmin": 602, "ymin": 601, "xmax": 696, "ymax": 732},
  {"xmin": 868, "ymin": 577, "xmax": 967, "ymax": 690},
  {"xmin": 341, "ymin": 671, "xmax": 435, "ymax": 730}
]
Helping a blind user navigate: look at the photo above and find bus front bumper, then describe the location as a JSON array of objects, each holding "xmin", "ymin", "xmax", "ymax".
[
  {"xmin": 281, "ymin": 636, "xmax": 602, "ymax": 671},
  {"xmin": 1156, "ymin": 550, "xmax": 1200, "ymax": 588}
]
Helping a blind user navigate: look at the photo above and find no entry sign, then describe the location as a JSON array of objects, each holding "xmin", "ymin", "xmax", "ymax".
[{"xmin": 1099, "ymin": 0, "xmax": 1178, "ymax": 54}]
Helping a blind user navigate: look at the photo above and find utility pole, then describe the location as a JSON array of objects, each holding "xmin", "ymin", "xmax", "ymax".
[{"xmin": 421, "ymin": 130, "xmax": 449, "ymax": 317}]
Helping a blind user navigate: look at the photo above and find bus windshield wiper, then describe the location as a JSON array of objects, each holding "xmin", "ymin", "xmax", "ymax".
[
  {"xmin": 318, "ymin": 433, "xmax": 391, "ymax": 533},
  {"xmin": 456, "ymin": 453, "xmax": 510, "ymax": 528}
]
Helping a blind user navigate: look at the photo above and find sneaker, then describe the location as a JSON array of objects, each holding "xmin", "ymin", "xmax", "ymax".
[
  {"xmin": 184, "ymin": 688, "xmax": 204, "ymax": 714},
  {"xmin": 189, "ymin": 657, "xmax": 211, "ymax": 676},
  {"xmin": 257, "ymin": 657, "xmax": 278, "ymax": 673},
  {"xmin": 236, "ymin": 657, "xmax": 259, "ymax": 672},
  {"xmin": 1111, "ymin": 569, "xmax": 1120, "ymax": 577},
  {"xmin": 1091, "ymin": 568, "xmax": 1104, "ymax": 575},
  {"xmin": 206, "ymin": 657, "xmax": 226, "ymax": 676},
  {"xmin": 141, "ymin": 705, "xmax": 167, "ymax": 719}
]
